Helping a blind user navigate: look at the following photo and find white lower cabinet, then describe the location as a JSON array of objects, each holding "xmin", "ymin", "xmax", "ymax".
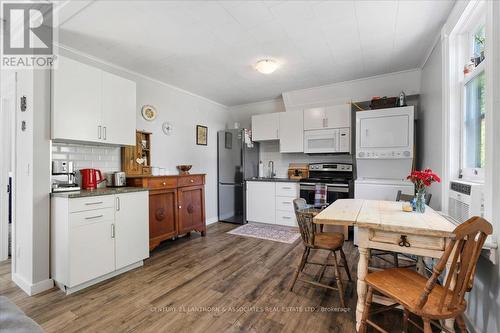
[
  {"xmin": 246, "ymin": 181, "xmax": 299, "ymax": 226},
  {"xmin": 52, "ymin": 191, "xmax": 149, "ymax": 294},
  {"xmin": 246, "ymin": 181, "xmax": 276, "ymax": 224}
]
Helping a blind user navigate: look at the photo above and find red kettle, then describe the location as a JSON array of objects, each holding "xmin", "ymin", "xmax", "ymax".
[{"xmin": 80, "ymin": 168, "xmax": 104, "ymax": 190}]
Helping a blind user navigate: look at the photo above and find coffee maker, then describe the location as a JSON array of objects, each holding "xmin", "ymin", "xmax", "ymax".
[{"xmin": 51, "ymin": 161, "xmax": 80, "ymax": 192}]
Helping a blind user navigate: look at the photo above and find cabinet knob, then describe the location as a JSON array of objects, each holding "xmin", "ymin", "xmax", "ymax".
[
  {"xmin": 178, "ymin": 205, "xmax": 182, "ymax": 209},
  {"xmin": 190, "ymin": 179, "xmax": 194, "ymax": 183},
  {"xmin": 162, "ymin": 182, "xmax": 166, "ymax": 186}
]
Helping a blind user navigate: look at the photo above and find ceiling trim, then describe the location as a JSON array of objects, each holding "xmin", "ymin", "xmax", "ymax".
[{"xmin": 54, "ymin": 43, "xmax": 228, "ymax": 109}]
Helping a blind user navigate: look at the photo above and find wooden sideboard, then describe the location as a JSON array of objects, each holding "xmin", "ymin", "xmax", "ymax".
[{"xmin": 127, "ymin": 174, "xmax": 206, "ymax": 250}]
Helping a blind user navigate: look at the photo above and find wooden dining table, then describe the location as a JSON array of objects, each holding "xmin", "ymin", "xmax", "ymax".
[{"xmin": 313, "ymin": 199, "xmax": 457, "ymax": 332}]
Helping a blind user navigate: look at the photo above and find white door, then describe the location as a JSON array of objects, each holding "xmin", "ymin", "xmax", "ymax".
[
  {"xmin": 69, "ymin": 209, "xmax": 115, "ymax": 287},
  {"xmin": 324, "ymin": 105, "xmax": 351, "ymax": 128},
  {"xmin": 246, "ymin": 181, "xmax": 275, "ymax": 224},
  {"xmin": 279, "ymin": 111, "xmax": 303, "ymax": 153},
  {"xmin": 303, "ymin": 107, "xmax": 326, "ymax": 130},
  {"xmin": 251, "ymin": 113, "xmax": 279, "ymax": 141},
  {"xmin": 52, "ymin": 56, "xmax": 102, "ymax": 143},
  {"xmin": 101, "ymin": 72, "xmax": 136, "ymax": 145},
  {"xmin": 359, "ymin": 114, "xmax": 410, "ymax": 149},
  {"xmin": 114, "ymin": 192, "xmax": 149, "ymax": 270}
]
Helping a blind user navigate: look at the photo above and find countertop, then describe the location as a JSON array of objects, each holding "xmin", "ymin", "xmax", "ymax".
[
  {"xmin": 245, "ymin": 177, "xmax": 301, "ymax": 183},
  {"xmin": 51, "ymin": 187, "xmax": 148, "ymax": 198}
]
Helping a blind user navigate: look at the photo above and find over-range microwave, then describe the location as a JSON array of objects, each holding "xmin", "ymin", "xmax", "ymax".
[{"xmin": 304, "ymin": 128, "xmax": 351, "ymax": 154}]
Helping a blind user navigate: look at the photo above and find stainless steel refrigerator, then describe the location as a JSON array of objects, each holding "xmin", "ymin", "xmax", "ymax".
[{"xmin": 218, "ymin": 129, "xmax": 259, "ymax": 224}]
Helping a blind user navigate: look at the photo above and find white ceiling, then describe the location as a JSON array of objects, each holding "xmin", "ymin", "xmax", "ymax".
[{"xmin": 58, "ymin": 0, "xmax": 455, "ymax": 106}]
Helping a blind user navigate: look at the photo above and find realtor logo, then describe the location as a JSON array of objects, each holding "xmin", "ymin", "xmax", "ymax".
[{"xmin": 1, "ymin": 2, "xmax": 56, "ymax": 68}]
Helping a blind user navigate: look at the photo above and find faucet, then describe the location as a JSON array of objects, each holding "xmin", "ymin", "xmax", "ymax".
[{"xmin": 268, "ymin": 161, "xmax": 275, "ymax": 178}]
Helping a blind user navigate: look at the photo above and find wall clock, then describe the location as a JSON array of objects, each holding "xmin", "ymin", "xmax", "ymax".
[
  {"xmin": 162, "ymin": 121, "xmax": 173, "ymax": 135},
  {"xmin": 141, "ymin": 105, "xmax": 157, "ymax": 121}
]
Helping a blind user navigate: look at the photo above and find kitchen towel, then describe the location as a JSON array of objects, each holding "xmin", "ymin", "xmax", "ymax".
[{"xmin": 314, "ymin": 183, "xmax": 327, "ymax": 207}]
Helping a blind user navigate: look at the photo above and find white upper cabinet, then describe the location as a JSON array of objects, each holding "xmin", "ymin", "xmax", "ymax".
[
  {"xmin": 303, "ymin": 107, "xmax": 326, "ymax": 130},
  {"xmin": 52, "ymin": 56, "xmax": 102, "ymax": 143},
  {"xmin": 101, "ymin": 72, "xmax": 136, "ymax": 146},
  {"xmin": 251, "ymin": 113, "xmax": 279, "ymax": 141},
  {"xmin": 279, "ymin": 111, "xmax": 303, "ymax": 153},
  {"xmin": 52, "ymin": 56, "xmax": 136, "ymax": 145},
  {"xmin": 304, "ymin": 104, "xmax": 351, "ymax": 130}
]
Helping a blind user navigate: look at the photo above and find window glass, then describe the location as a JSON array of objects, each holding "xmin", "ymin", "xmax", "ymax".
[
  {"xmin": 472, "ymin": 25, "xmax": 485, "ymax": 58},
  {"xmin": 464, "ymin": 71, "xmax": 486, "ymax": 169}
]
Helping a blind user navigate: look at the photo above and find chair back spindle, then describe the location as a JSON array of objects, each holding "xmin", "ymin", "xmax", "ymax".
[{"xmin": 416, "ymin": 217, "xmax": 492, "ymax": 313}]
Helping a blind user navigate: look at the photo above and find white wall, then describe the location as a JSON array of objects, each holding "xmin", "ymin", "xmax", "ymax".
[
  {"xmin": 419, "ymin": 40, "xmax": 444, "ymax": 211},
  {"xmin": 58, "ymin": 46, "xmax": 231, "ymax": 224}
]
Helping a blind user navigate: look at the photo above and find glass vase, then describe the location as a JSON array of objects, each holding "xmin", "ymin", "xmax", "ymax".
[{"xmin": 415, "ymin": 189, "xmax": 426, "ymax": 213}]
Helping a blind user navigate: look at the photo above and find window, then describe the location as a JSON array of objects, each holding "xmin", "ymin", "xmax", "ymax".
[
  {"xmin": 463, "ymin": 71, "xmax": 485, "ymax": 169},
  {"xmin": 460, "ymin": 22, "xmax": 486, "ymax": 179}
]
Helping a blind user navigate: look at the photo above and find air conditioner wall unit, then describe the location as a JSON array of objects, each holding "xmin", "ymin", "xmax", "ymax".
[{"xmin": 448, "ymin": 180, "xmax": 484, "ymax": 223}]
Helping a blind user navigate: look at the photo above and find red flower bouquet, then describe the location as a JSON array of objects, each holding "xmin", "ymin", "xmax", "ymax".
[
  {"xmin": 407, "ymin": 169, "xmax": 441, "ymax": 191},
  {"xmin": 406, "ymin": 169, "xmax": 441, "ymax": 213}
]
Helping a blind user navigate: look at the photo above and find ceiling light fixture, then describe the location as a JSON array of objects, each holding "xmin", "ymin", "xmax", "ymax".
[{"xmin": 255, "ymin": 59, "xmax": 279, "ymax": 74}]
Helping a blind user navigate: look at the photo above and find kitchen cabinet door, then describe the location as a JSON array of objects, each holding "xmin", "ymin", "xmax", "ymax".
[
  {"xmin": 149, "ymin": 190, "xmax": 177, "ymax": 247},
  {"xmin": 246, "ymin": 181, "xmax": 275, "ymax": 224},
  {"xmin": 324, "ymin": 104, "xmax": 351, "ymax": 129},
  {"xmin": 303, "ymin": 107, "xmax": 327, "ymax": 130},
  {"xmin": 52, "ymin": 56, "xmax": 102, "ymax": 143},
  {"xmin": 68, "ymin": 211, "xmax": 115, "ymax": 287},
  {"xmin": 177, "ymin": 185, "xmax": 205, "ymax": 234},
  {"xmin": 115, "ymin": 192, "xmax": 149, "ymax": 270},
  {"xmin": 279, "ymin": 111, "xmax": 303, "ymax": 153},
  {"xmin": 101, "ymin": 71, "xmax": 136, "ymax": 145},
  {"xmin": 251, "ymin": 113, "xmax": 279, "ymax": 141}
]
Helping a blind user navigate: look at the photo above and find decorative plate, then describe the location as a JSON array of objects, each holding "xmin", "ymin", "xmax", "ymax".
[{"xmin": 141, "ymin": 105, "xmax": 157, "ymax": 121}]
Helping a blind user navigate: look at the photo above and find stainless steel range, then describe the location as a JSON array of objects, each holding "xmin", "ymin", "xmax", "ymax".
[{"xmin": 299, "ymin": 163, "xmax": 354, "ymax": 207}]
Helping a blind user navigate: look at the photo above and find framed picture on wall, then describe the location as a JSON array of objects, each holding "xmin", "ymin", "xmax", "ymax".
[{"xmin": 196, "ymin": 125, "xmax": 208, "ymax": 146}]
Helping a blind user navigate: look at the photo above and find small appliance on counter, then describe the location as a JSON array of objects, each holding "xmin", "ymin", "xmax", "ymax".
[
  {"xmin": 287, "ymin": 163, "xmax": 309, "ymax": 180},
  {"xmin": 51, "ymin": 160, "xmax": 80, "ymax": 192},
  {"xmin": 106, "ymin": 171, "xmax": 127, "ymax": 187},
  {"xmin": 80, "ymin": 168, "xmax": 105, "ymax": 190}
]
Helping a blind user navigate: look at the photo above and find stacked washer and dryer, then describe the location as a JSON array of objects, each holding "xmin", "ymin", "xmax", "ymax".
[{"xmin": 354, "ymin": 106, "xmax": 415, "ymax": 200}]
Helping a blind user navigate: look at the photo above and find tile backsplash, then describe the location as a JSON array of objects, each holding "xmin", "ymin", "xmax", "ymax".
[
  {"xmin": 259, "ymin": 141, "xmax": 353, "ymax": 178},
  {"xmin": 52, "ymin": 142, "xmax": 121, "ymax": 176}
]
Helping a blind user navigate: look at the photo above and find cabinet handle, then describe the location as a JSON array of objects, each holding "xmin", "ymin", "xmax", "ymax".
[
  {"xmin": 281, "ymin": 187, "xmax": 292, "ymax": 189},
  {"xmin": 282, "ymin": 216, "xmax": 291, "ymax": 219},
  {"xmin": 103, "ymin": 126, "xmax": 107, "ymax": 140},
  {"xmin": 98, "ymin": 125, "xmax": 102, "ymax": 139},
  {"xmin": 190, "ymin": 179, "xmax": 194, "ymax": 183},
  {"xmin": 111, "ymin": 224, "xmax": 115, "ymax": 238},
  {"xmin": 85, "ymin": 214, "xmax": 103, "ymax": 220},
  {"xmin": 178, "ymin": 205, "xmax": 182, "ymax": 209},
  {"xmin": 282, "ymin": 201, "xmax": 291, "ymax": 204},
  {"xmin": 116, "ymin": 197, "xmax": 120, "ymax": 211},
  {"xmin": 325, "ymin": 118, "xmax": 328, "ymax": 127},
  {"xmin": 162, "ymin": 182, "xmax": 166, "ymax": 186},
  {"xmin": 85, "ymin": 201, "xmax": 103, "ymax": 206}
]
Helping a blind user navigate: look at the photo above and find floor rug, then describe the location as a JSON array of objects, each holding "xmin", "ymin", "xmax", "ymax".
[{"xmin": 227, "ymin": 223, "xmax": 301, "ymax": 244}]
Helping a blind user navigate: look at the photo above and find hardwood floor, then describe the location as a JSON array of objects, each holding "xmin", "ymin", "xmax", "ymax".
[{"xmin": 0, "ymin": 222, "xmax": 413, "ymax": 333}]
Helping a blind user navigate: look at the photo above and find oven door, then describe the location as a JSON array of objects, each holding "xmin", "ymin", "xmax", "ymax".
[{"xmin": 299, "ymin": 183, "xmax": 350, "ymax": 206}]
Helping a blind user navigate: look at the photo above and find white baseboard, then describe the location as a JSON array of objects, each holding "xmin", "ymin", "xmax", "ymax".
[
  {"xmin": 12, "ymin": 274, "xmax": 54, "ymax": 296},
  {"xmin": 206, "ymin": 217, "xmax": 219, "ymax": 225}
]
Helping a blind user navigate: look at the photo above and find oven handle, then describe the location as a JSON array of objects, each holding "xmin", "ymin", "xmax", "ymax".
[{"xmin": 300, "ymin": 184, "xmax": 350, "ymax": 193}]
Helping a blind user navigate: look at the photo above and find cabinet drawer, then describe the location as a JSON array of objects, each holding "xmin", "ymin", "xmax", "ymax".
[
  {"xmin": 275, "ymin": 197, "xmax": 295, "ymax": 212},
  {"xmin": 178, "ymin": 175, "xmax": 204, "ymax": 187},
  {"xmin": 369, "ymin": 230, "xmax": 445, "ymax": 251},
  {"xmin": 276, "ymin": 211, "xmax": 297, "ymax": 227},
  {"xmin": 69, "ymin": 208, "xmax": 115, "ymax": 228},
  {"xmin": 275, "ymin": 182, "xmax": 298, "ymax": 197},
  {"xmin": 148, "ymin": 177, "xmax": 177, "ymax": 189},
  {"xmin": 69, "ymin": 195, "xmax": 115, "ymax": 213}
]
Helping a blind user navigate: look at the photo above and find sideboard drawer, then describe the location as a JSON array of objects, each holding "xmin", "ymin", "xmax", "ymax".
[
  {"xmin": 369, "ymin": 230, "xmax": 445, "ymax": 251},
  {"xmin": 148, "ymin": 177, "xmax": 177, "ymax": 189},
  {"xmin": 178, "ymin": 175, "xmax": 204, "ymax": 187}
]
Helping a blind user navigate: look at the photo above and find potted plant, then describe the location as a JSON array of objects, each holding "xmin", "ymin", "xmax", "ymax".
[{"xmin": 406, "ymin": 169, "xmax": 441, "ymax": 213}]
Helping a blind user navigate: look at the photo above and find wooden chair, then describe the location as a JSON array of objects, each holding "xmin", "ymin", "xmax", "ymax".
[
  {"xmin": 360, "ymin": 216, "xmax": 493, "ymax": 333},
  {"xmin": 289, "ymin": 199, "xmax": 352, "ymax": 307},
  {"xmin": 370, "ymin": 191, "xmax": 433, "ymax": 269}
]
